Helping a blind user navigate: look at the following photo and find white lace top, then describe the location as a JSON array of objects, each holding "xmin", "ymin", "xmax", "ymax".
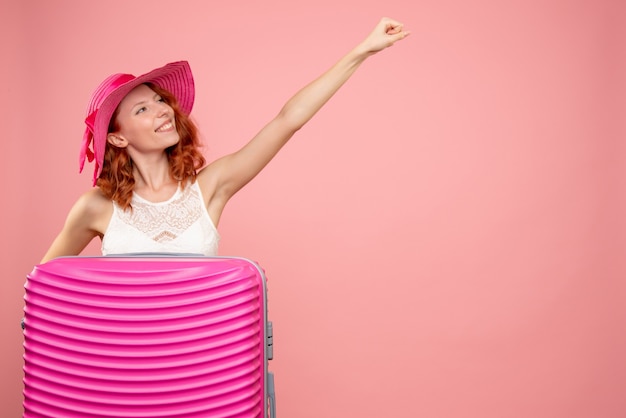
[{"xmin": 102, "ymin": 180, "xmax": 220, "ymax": 256}]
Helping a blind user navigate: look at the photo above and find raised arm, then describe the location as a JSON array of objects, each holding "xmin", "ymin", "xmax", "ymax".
[{"xmin": 200, "ymin": 17, "xmax": 410, "ymax": 214}]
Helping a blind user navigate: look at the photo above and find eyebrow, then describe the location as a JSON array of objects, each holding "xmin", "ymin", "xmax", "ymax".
[{"xmin": 130, "ymin": 93, "xmax": 162, "ymax": 110}]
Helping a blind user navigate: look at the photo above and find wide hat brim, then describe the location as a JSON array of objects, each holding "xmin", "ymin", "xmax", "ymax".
[{"xmin": 80, "ymin": 61, "xmax": 195, "ymax": 185}]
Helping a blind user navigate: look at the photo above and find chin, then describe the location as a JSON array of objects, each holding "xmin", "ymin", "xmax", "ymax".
[{"xmin": 166, "ymin": 132, "xmax": 181, "ymax": 146}]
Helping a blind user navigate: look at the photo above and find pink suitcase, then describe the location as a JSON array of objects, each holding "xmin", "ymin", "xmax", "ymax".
[{"xmin": 23, "ymin": 255, "xmax": 276, "ymax": 418}]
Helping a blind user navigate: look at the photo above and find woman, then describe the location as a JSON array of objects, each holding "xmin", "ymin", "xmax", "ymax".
[{"xmin": 40, "ymin": 17, "xmax": 410, "ymax": 263}]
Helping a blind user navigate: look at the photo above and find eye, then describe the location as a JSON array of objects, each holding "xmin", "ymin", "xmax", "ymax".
[
  {"xmin": 156, "ymin": 95, "xmax": 165, "ymax": 103},
  {"xmin": 135, "ymin": 106, "xmax": 147, "ymax": 115}
]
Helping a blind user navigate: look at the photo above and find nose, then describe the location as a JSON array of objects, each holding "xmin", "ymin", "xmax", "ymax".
[{"xmin": 156, "ymin": 101, "xmax": 170, "ymax": 118}]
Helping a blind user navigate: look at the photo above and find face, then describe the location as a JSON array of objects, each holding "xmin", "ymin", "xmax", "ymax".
[{"xmin": 107, "ymin": 84, "xmax": 179, "ymax": 155}]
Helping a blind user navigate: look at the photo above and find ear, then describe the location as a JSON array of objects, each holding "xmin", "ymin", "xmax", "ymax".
[{"xmin": 107, "ymin": 133, "xmax": 128, "ymax": 148}]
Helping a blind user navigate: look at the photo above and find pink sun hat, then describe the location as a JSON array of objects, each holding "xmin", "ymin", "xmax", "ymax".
[{"xmin": 80, "ymin": 61, "xmax": 195, "ymax": 186}]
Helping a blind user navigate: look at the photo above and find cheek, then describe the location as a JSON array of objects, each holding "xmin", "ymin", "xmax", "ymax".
[{"xmin": 119, "ymin": 118, "xmax": 153, "ymax": 140}]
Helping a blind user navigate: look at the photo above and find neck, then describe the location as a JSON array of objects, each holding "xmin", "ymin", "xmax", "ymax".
[{"xmin": 131, "ymin": 154, "xmax": 175, "ymax": 193}]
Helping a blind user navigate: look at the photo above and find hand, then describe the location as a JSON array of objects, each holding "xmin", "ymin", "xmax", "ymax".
[{"xmin": 358, "ymin": 17, "xmax": 410, "ymax": 55}]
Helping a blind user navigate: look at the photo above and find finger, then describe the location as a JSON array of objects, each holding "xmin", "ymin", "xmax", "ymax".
[
  {"xmin": 380, "ymin": 17, "xmax": 404, "ymax": 33},
  {"xmin": 388, "ymin": 30, "xmax": 411, "ymax": 45},
  {"xmin": 386, "ymin": 25, "xmax": 403, "ymax": 35}
]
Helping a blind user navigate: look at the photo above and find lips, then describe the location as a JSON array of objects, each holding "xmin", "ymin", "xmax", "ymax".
[{"xmin": 155, "ymin": 120, "xmax": 175, "ymax": 133}]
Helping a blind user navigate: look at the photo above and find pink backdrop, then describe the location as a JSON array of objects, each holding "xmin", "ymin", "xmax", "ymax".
[{"xmin": 2, "ymin": 1, "xmax": 624, "ymax": 417}]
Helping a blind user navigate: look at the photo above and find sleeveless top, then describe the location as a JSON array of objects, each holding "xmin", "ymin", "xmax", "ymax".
[{"xmin": 101, "ymin": 180, "xmax": 220, "ymax": 256}]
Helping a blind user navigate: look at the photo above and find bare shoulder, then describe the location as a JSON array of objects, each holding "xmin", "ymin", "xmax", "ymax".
[
  {"xmin": 69, "ymin": 188, "xmax": 113, "ymax": 234},
  {"xmin": 196, "ymin": 164, "xmax": 220, "ymax": 203},
  {"xmin": 40, "ymin": 188, "xmax": 112, "ymax": 263},
  {"xmin": 196, "ymin": 164, "xmax": 228, "ymax": 227},
  {"xmin": 75, "ymin": 188, "xmax": 111, "ymax": 215}
]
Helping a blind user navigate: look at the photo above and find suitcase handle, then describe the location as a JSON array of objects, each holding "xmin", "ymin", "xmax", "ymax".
[{"xmin": 268, "ymin": 372, "xmax": 276, "ymax": 417}]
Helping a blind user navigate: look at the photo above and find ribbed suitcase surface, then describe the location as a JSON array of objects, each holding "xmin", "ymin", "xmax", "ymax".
[{"xmin": 23, "ymin": 256, "xmax": 273, "ymax": 418}]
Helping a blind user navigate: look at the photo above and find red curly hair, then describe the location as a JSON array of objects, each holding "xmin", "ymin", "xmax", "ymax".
[{"xmin": 96, "ymin": 83, "xmax": 206, "ymax": 209}]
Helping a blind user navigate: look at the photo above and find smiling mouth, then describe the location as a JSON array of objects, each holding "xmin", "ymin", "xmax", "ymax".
[{"xmin": 155, "ymin": 121, "xmax": 174, "ymax": 132}]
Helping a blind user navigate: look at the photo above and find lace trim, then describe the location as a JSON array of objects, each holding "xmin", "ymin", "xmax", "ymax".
[{"xmin": 117, "ymin": 184, "xmax": 204, "ymax": 243}]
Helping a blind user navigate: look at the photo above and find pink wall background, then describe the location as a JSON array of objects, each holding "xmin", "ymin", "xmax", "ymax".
[{"xmin": 2, "ymin": 0, "xmax": 624, "ymax": 417}]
